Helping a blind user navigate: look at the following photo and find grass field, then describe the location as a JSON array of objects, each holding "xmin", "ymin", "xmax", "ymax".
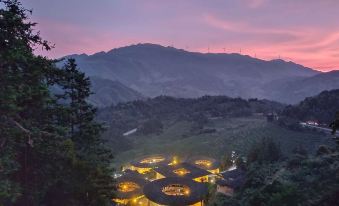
[{"xmin": 113, "ymin": 116, "xmax": 333, "ymax": 167}]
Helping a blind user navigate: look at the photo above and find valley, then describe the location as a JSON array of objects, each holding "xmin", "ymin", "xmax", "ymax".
[{"xmin": 113, "ymin": 115, "xmax": 331, "ymax": 167}]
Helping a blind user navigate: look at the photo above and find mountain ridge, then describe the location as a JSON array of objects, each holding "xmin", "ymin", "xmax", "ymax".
[
  {"xmin": 60, "ymin": 43, "xmax": 339, "ymax": 104},
  {"xmin": 88, "ymin": 76, "xmax": 144, "ymax": 107}
]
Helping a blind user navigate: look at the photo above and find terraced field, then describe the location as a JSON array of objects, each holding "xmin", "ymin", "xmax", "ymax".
[{"xmin": 113, "ymin": 116, "xmax": 333, "ymax": 167}]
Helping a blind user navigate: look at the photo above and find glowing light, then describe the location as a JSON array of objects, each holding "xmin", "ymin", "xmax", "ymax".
[
  {"xmin": 185, "ymin": 189, "xmax": 190, "ymax": 196},
  {"xmin": 140, "ymin": 156, "xmax": 165, "ymax": 164},
  {"xmin": 162, "ymin": 184, "xmax": 190, "ymax": 196},
  {"xmin": 173, "ymin": 168, "xmax": 190, "ymax": 176},
  {"xmin": 118, "ymin": 182, "xmax": 140, "ymax": 192},
  {"xmin": 195, "ymin": 160, "xmax": 213, "ymax": 168}
]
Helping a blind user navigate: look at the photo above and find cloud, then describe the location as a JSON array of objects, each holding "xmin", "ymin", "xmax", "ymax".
[
  {"xmin": 200, "ymin": 14, "xmax": 339, "ymax": 71},
  {"xmin": 27, "ymin": 0, "xmax": 339, "ymax": 71},
  {"xmin": 203, "ymin": 14, "xmax": 303, "ymax": 40},
  {"xmin": 244, "ymin": 0, "xmax": 267, "ymax": 8}
]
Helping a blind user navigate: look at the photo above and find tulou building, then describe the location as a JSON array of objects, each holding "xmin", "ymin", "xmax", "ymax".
[
  {"xmin": 154, "ymin": 162, "xmax": 211, "ymax": 182},
  {"xmin": 113, "ymin": 170, "xmax": 149, "ymax": 205},
  {"xmin": 187, "ymin": 156, "xmax": 220, "ymax": 174},
  {"xmin": 143, "ymin": 177, "xmax": 208, "ymax": 206},
  {"xmin": 114, "ymin": 155, "xmax": 224, "ymax": 206},
  {"xmin": 130, "ymin": 154, "xmax": 173, "ymax": 174}
]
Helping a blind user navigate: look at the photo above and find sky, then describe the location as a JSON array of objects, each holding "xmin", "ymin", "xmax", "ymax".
[{"xmin": 23, "ymin": 0, "xmax": 339, "ymax": 72}]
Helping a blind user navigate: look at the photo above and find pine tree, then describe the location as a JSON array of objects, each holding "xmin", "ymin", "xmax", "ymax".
[
  {"xmin": 54, "ymin": 58, "xmax": 114, "ymax": 205},
  {"xmin": 0, "ymin": 0, "xmax": 59, "ymax": 204},
  {"xmin": 0, "ymin": 1, "xmax": 114, "ymax": 205}
]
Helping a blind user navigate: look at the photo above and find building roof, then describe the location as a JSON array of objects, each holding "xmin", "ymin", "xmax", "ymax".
[
  {"xmin": 216, "ymin": 169, "xmax": 246, "ymax": 189},
  {"xmin": 143, "ymin": 177, "xmax": 208, "ymax": 206},
  {"xmin": 130, "ymin": 154, "xmax": 172, "ymax": 168},
  {"xmin": 154, "ymin": 162, "xmax": 211, "ymax": 179},
  {"xmin": 115, "ymin": 170, "xmax": 149, "ymax": 199},
  {"xmin": 186, "ymin": 156, "xmax": 220, "ymax": 171}
]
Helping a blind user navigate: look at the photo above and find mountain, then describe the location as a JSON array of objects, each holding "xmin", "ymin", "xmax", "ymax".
[
  {"xmin": 88, "ymin": 76, "xmax": 144, "ymax": 107},
  {"xmin": 268, "ymin": 71, "xmax": 339, "ymax": 104},
  {"xmin": 62, "ymin": 43, "xmax": 321, "ymax": 103}
]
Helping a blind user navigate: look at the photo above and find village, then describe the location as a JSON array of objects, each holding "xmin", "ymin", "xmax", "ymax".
[{"xmin": 113, "ymin": 154, "xmax": 245, "ymax": 206}]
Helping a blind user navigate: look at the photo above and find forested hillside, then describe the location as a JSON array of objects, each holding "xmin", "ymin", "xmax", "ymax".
[
  {"xmin": 282, "ymin": 89, "xmax": 339, "ymax": 124},
  {"xmin": 96, "ymin": 96, "xmax": 334, "ymax": 167},
  {"xmin": 211, "ymin": 140, "xmax": 339, "ymax": 206},
  {"xmin": 97, "ymin": 96, "xmax": 284, "ymax": 137}
]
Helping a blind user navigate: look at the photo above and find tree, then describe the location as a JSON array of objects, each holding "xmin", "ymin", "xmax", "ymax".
[
  {"xmin": 50, "ymin": 58, "xmax": 114, "ymax": 205},
  {"xmin": 138, "ymin": 118, "xmax": 163, "ymax": 135},
  {"xmin": 247, "ymin": 138, "xmax": 282, "ymax": 165},
  {"xmin": 0, "ymin": 1, "xmax": 114, "ymax": 205},
  {"xmin": 0, "ymin": 0, "xmax": 59, "ymax": 204}
]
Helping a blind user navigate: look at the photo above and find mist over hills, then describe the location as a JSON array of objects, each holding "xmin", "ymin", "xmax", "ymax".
[
  {"xmin": 62, "ymin": 43, "xmax": 339, "ymax": 105},
  {"xmin": 268, "ymin": 70, "xmax": 339, "ymax": 103},
  {"xmin": 88, "ymin": 76, "xmax": 144, "ymax": 107}
]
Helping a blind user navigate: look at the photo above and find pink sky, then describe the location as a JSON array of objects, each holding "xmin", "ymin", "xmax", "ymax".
[{"xmin": 24, "ymin": 0, "xmax": 339, "ymax": 72}]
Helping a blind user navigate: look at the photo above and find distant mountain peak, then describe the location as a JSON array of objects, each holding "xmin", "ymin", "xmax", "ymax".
[{"xmin": 59, "ymin": 43, "xmax": 338, "ymax": 104}]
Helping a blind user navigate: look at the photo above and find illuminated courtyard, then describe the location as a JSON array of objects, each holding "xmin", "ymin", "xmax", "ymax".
[{"xmin": 113, "ymin": 155, "xmax": 235, "ymax": 206}]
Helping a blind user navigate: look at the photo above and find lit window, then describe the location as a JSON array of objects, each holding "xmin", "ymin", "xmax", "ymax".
[
  {"xmin": 173, "ymin": 168, "xmax": 191, "ymax": 176},
  {"xmin": 195, "ymin": 160, "xmax": 212, "ymax": 168},
  {"xmin": 118, "ymin": 182, "xmax": 140, "ymax": 192},
  {"xmin": 162, "ymin": 184, "xmax": 190, "ymax": 196},
  {"xmin": 140, "ymin": 156, "xmax": 165, "ymax": 164}
]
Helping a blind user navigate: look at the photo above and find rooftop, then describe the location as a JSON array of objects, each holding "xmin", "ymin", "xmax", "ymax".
[
  {"xmin": 115, "ymin": 170, "xmax": 149, "ymax": 199},
  {"xmin": 130, "ymin": 154, "xmax": 172, "ymax": 168},
  {"xmin": 143, "ymin": 177, "xmax": 208, "ymax": 206},
  {"xmin": 216, "ymin": 169, "xmax": 246, "ymax": 189},
  {"xmin": 186, "ymin": 156, "xmax": 220, "ymax": 171},
  {"xmin": 154, "ymin": 162, "xmax": 211, "ymax": 179}
]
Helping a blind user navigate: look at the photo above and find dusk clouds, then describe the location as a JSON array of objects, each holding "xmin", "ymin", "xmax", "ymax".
[{"xmin": 24, "ymin": 0, "xmax": 339, "ymax": 71}]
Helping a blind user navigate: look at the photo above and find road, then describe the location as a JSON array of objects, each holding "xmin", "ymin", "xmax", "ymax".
[
  {"xmin": 123, "ymin": 128, "xmax": 138, "ymax": 136},
  {"xmin": 300, "ymin": 122, "xmax": 337, "ymax": 136}
]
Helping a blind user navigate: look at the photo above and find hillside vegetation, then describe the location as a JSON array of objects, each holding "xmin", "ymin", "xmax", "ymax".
[
  {"xmin": 282, "ymin": 89, "xmax": 339, "ymax": 124},
  {"xmin": 113, "ymin": 117, "xmax": 332, "ymax": 167},
  {"xmin": 96, "ymin": 96, "xmax": 333, "ymax": 166},
  {"xmin": 0, "ymin": 2, "xmax": 114, "ymax": 205},
  {"xmin": 211, "ymin": 143, "xmax": 339, "ymax": 206}
]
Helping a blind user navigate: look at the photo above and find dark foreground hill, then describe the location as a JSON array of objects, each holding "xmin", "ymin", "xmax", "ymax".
[
  {"xmin": 212, "ymin": 145, "xmax": 339, "ymax": 206},
  {"xmin": 282, "ymin": 89, "xmax": 339, "ymax": 124},
  {"xmin": 61, "ymin": 43, "xmax": 338, "ymax": 104}
]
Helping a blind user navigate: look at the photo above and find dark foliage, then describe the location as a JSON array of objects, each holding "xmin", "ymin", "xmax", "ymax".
[
  {"xmin": 0, "ymin": 1, "xmax": 114, "ymax": 205},
  {"xmin": 247, "ymin": 137, "xmax": 283, "ymax": 165},
  {"xmin": 96, "ymin": 96, "xmax": 284, "ymax": 152},
  {"xmin": 212, "ymin": 144, "xmax": 339, "ymax": 206},
  {"xmin": 282, "ymin": 89, "xmax": 339, "ymax": 124},
  {"xmin": 138, "ymin": 119, "xmax": 163, "ymax": 135}
]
